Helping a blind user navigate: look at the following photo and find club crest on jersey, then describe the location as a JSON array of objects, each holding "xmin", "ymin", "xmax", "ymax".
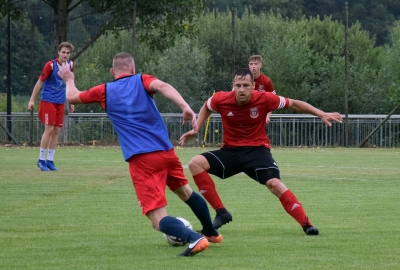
[
  {"xmin": 258, "ymin": 85, "xmax": 264, "ymax": 91},
  {"xmin": 250, "ymin": 108, "xmax": 259, "ymax": 118}
]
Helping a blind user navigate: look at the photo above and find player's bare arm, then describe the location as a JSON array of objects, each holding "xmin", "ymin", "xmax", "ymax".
[
  {"xmin": 58, "ymin": 62, "xmax": 83, "ymax": 104},
  {"xmin": 179, "ymin": 102, "xmax": 212, "ymax": 146},
  {"xmin": 149, "ymin": 79, "xmax": 198, "ymax": 131},
  {"xmin": 28, "ymin": 79, "xmax": 44, "ymax": 110},
  {"xmin": 288, "ymin": 99, "xmax": 342, "ymax": 126}
]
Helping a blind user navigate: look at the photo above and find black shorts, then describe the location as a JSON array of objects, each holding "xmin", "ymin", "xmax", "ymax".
[{"xmin": 201, "ymin": 146, "xmax": 280, "ymax": 185}]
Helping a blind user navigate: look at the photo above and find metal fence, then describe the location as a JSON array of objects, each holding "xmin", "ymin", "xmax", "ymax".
[{"xmin": 1, "ymin": 113, "xmax": 400, "ymax": 147}]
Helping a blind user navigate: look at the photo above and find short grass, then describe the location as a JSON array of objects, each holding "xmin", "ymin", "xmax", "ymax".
[{"xmin": 1, "ymin": 146, "xmax": 400, "ymax": 269}]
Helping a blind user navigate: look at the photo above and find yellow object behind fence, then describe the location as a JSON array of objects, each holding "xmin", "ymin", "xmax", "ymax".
[{"xmin": 202, "ymin": 91, "xmax": 215, "ymax": 147}]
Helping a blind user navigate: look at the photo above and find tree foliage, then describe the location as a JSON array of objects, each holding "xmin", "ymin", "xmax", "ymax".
[
  {"xmin": 68, "ymin": 10, "xmax": 399, "ymax": 115},
  {"xmin": 3, "ymin": 1, "xmax": 400, "ymax": 116},
  {"xmin": 302, "ymin": 0, "xmax": 400, "ymax": 46},
  {"xmin": 88, "ymin": 0, "xmax": 211, "ymax": 51},
  {"xmin": 0, "ymin": 1, "xmax": 24, "ymax": 20},
  {"xmin": 378, "ymin": 21, "xmax": 400, "ymax": 109},
  {"xmin": 3, "ymin": 0, "xmax": 211, "ymax": 55},
  {"xmin": 0, "ymin": 17, "xmax": 51, "ymax": 95}
]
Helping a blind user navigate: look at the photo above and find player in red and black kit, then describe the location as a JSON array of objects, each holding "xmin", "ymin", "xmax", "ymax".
[
  {"xmin": 180, "ymin": 68, "xmax": 342, "ymax": 236},
  {"xmin": 248, "ymin": 55, "xmax": 275, "ymax": 124}
]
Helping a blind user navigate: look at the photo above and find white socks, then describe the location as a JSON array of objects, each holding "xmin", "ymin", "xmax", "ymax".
[{"xmin": 39, "ymin": 148, "xmax": 56, "ymax": 161}]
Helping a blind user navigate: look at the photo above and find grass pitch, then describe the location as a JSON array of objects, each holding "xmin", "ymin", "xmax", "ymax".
[{"xmin": 0, "ymin": 146, "xmax": 399, "ymax": 269}]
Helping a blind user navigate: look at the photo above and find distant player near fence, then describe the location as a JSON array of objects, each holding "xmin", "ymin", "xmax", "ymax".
[{"xmin": 28, "ymin": 42, "xmax": 75, "ymax": 171}]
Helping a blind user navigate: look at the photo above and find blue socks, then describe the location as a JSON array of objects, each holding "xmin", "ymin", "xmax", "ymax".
[
  {"xmin": 185, "ymin": 192, "xmax": 217, "ymax": 236},
  {"xmin": 159, "ymin": 216, "xmax": 200, "ymax": 243}
]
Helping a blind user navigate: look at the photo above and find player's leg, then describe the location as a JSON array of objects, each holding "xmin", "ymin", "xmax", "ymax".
[
  {"xmin": 188, "ymin": 149, "xmax": 238, "ymax": 229},
  {"xmin": 37, "ymin": 128, "xmax": 50, "ymax": 171},
  {"xmin": 46, "ymin": 126, "xmax": 60, "ymax": 171},
  {"xmin": 45, "ymin": 103, "xmax": 64, "ymax": 170},
  {"xmin": 174, "ymin": 185, "xmax": 223, "ymax": 243},
  {"xmin": 246, "ymin": 147, "xmax": 319, "ymax": 235},
  {"xmin": 146, "ymin": 207, "xmax": 209, "ymax": 256},
  {"xmin": 188, "ymin": 154, "xmax": 224, "ymax": 210},
  {"xmin": 166, "ymin": 149, "xmax": 222, "ymax": 243},
  {"xmin": 128, "ymin": 151, "xmax": 208, "ymax": 256},
  {"xmin": 37, "ymin": 101, "xmax": 53, "ymax": 171},
  {"xmin": 263, "ymin": 176, "xmax": 318, "ymax": 235}
]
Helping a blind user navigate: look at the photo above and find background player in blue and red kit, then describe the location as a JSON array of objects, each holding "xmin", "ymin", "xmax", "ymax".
[
  {"xmin": 58, "ymin": 52, "xmax": 222, "ymax": 257},
  {"xmin": 248, "ymin": 54, "xmax": 275, "ymax": 124},
  {"xmin": 28, "ymin": 42, "xmax": 75, "ymax": 171},
  {"xmin": 180, "ymin": 68, "xmax": 343, "ymax": 235}
]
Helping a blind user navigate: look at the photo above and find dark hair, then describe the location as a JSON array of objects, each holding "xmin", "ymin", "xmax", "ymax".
[{"xmin": 233, "ymin": 68, "xmax": 254, "ymax": 82}]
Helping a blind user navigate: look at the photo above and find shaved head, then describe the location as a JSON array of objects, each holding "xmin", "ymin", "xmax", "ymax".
[
  {"xmin": 113, "ymin": 52, "xmax": 135, "ymax": 72},
  {"xmin": 111, "ymin": 52, "xmax": 135, "ymax": 76}
]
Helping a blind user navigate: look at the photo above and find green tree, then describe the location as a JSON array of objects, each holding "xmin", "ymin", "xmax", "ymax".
[
  {"xmin": 0, "ymin": 17, "xmax": 51, "ymax": 96},
  {"xmin": 208, "ymin": 0, "xmax": 303, "ymax": 19},
  {"xmin": 87, "ymin": 0, "xmax": 212, "ymax": 51},
  {"xmin": 150, "ymin": 37, "xmax": 211, "ymax": 113},
  {"xmin": 2, "ymin": 0, "xmax": 212, "ymax": 54},
  {"xmin": 0, "ymin": 0, "xmax": 24, "ymax": 20},
  {"xmin": 378, "ymin": 21, "xmax": 400, "ymax": 111},
  {"xmin": 197, "ymin": 11, "xmax": 388, "ymax": 113},
  {"xmin": 302, "ymin": 0, "xmax": 400, "ymax": 46},
  {"xmin": 74, "ymin": 31, "xmax": 210, "ymax": 113}
]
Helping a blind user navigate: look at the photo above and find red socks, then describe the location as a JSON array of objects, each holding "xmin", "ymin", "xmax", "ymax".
[
  {"xmin": 279, "ymin": 190, "xmax": 312, "ymax": 227},
  {"xmin": 193, "ymin": 171, "xmax": 224, "ymax": 210},
  {"xmin": 193, "ymin": 172, "xmax": 312, "ymax": 227}
]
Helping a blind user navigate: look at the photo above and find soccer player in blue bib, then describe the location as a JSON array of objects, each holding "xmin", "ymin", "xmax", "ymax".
[
  {"xmin": 58, "ymin": 52, "xmax": 222, "ymax": 257},
  {"xmin": 28, "ymin": 42, "xmax": 75, "ymax": 171}
]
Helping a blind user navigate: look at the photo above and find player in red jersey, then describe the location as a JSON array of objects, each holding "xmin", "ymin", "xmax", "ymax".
[
  {"xmin": 248, "ymin": 55, "xmax": 275, "ymax": 124},
  {"xmin": 179, "ymin": 68, "xmax": 342, "ymax": 235},
  {"xmin": 28, "ymin": 42, "xmax": 75, "ymax": 171}
]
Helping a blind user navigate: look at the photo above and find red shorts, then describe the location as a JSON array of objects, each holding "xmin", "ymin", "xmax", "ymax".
[
  {"xmin": 38, "ymin": 100, "xmax": 65, "ymax": 128},
  {"xmin": 128, "ymin": 148, "xmax": 189, "ymax": 215}
]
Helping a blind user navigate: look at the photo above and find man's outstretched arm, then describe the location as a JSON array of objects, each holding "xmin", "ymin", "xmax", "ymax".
[{"xmin": 288, "ymin": 99, "xmax": 343, "ymax": 126}]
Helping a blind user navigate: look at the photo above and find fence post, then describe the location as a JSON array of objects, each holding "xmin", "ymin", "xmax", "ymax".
[
  {"xmin": 344, "ymin": 2, "xmax": 349, "ymax": 147},
  {"xmin": 231, "ymin": 2, "xmax": 236, "ymax": 76},
  {"xmin": 6, "ymin": 0, "xmax": 13, "ymax": 142}
]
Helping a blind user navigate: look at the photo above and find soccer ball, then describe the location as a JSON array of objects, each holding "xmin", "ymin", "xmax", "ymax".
[{"xmin": 163, "ymin": 217, "xmax": 193, "ymax": 246}]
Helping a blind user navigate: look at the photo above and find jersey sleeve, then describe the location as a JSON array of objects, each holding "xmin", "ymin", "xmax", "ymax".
[
  {"xmin": 263, "ymin": 76, "xmax": 275, "ymax": 94},
  {"xmin": 141, "ymin": 74, "xmax": 158, "ymax": 93},
  {"xmin": 79, "ymin": 84, "xmax": 106, "ymax": 109},
  {"xmin": 39, "ymin": 61, "xmax": 53, "ymax": 81},
  {"xmin": 267, "ymin": 93, "xmax": 290, "ymax": 111},
  {"xmin": 206, "ymin": 92, "xmax": 220, "ymax": 112},
  {"xmin": 265, "ymin": 79, "xmax": 275, "ymax": 93}
]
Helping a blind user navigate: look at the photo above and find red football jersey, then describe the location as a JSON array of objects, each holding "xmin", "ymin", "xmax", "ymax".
[
  {"xmin": 207, "ymin": 90, "xmax": 289, "ymax": 149},
  {"xmin": 254, "ymin": 73, "xmax": 275, "ymax": 94}
]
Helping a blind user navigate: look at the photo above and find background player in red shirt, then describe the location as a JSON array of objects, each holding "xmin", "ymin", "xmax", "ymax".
[
  {"xmin": 58, "ymin": 52, "xmax": 221, "ymax": 257},
  {"xmin": 180, "ymin": 68, "xmax": 342, "ymax": 235},
  {"xmin": 248, "ymin": 55, "xmax": 275, "ymax": 123},
  {"xmin": 28, "ymin": 42, "xmax": 75, "ymax": 171}
]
